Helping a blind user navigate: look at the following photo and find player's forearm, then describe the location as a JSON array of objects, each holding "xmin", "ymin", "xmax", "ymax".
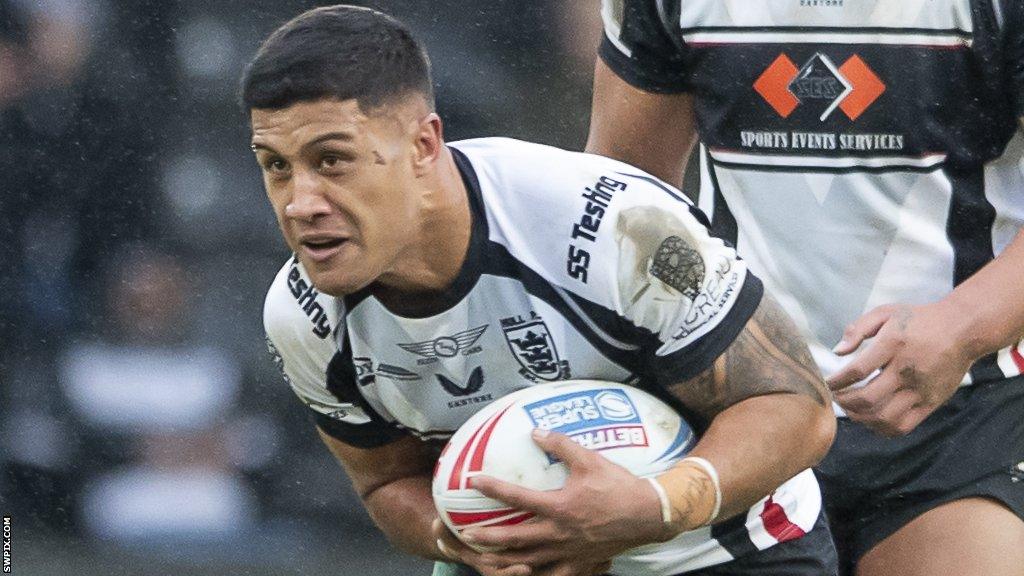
[
  {"xmin": 661, "ymin": 392, "xmax": 834, "ymax": 530},
  {"xmin": 363, "ymin": 475, "xmax": 446, "ymax": 560},
  {"xmin": 655, "ymin": 292, "xmax": 835, "ymax": 532},
  {"xmin": 944, "ymin": 229, "xmax": 1024, "ymax": 360}
]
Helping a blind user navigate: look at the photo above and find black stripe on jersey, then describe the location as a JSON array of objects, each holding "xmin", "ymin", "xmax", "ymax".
[
  {"xmin": 613, "ymin": 170, "xmax": 716, "ymax": 230},
  {"xmin": 676, "ymin": 25, "xmax": 974, "ymax": 39},
  {"xmin": 706, "ymin": 148, "xmax": 739, "ymax": 247},
  {"xmin": 711, "ymin": 512, "xmax": 760, "ymax": 560},
  {"xmin": 945, "ymin": 167, "xmax": 996, "ymax": 286},
  {"xmin": 707, "ymin": 156, "xmax": 947, "ymax": 175},
  {"xmin": 945, "ymin": 167, "xmax": 1001, "ymax": 383},
  {"xmin": 615, "ymin": 170, "xmax": 691, "ymax": 204},
  {"xmin": 316, "ymin": 347, "xmax": 408, "ymax": 448}
]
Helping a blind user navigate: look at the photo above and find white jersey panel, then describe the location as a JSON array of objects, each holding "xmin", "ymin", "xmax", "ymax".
[
  {"xmin": 263, "ymin": 258, "xmax": 370, "ymax": 425},
  {"xmin": 716, "ymin": 166, "xmax": 957, "ymax": 379}
]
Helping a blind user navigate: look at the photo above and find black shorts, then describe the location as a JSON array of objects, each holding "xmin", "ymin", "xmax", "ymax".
[
  {"xmin": 433, "ymin": 510, "xmax": 838, "ymax": 576},
  {"xmin": 816, "ymin": 376, "xmax": 1024, "ymax": 576}
]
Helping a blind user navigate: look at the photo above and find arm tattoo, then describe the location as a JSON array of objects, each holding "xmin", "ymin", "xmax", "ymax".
[
  {"xmin": 665, "ymin": 293, "xmax": 830, "ymax": 420},
  {"xmin": 667, "ymin": 469, "xmax": 714, "ymax": 528}
]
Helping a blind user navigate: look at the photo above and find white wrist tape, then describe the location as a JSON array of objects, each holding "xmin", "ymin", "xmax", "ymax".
[
  {"xmin": 680, "ymin": 456, "xmax": 722, "ymax": 525},
  {"xmin": 645, "ymin": 476, "xmax": 673, "ymax": 524}
]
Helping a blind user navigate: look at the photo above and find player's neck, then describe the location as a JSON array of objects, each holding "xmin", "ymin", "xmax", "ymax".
[{"xmin": 373, "ymin": 147, "xmax": 472, "ymax": 303}]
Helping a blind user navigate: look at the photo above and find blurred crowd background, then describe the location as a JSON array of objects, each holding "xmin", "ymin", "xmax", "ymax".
[{"xmin": 0, "ymin": 1, "xmax": 602, "ymax": 574}]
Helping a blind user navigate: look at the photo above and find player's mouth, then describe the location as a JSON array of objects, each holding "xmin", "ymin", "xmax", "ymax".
[{"xmin": 299, "ymin": 234, "xmax": 349, "ymax": 263}]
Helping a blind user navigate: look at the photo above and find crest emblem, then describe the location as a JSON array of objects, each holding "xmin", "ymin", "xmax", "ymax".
[{"xmin": 501, "ymin": 312, "xmax": 570, "ymax": 382}]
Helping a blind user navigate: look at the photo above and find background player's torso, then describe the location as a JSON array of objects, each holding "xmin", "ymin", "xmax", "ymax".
[{"xmin": 662, "ymin": 0, "xmax": 1024, "ymax": 382}]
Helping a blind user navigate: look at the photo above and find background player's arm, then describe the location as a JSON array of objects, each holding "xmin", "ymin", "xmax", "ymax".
[
  {"xmin": 318, "ymin": 430, "xmax": 447, "ymax": 561},
  {"xmin": 829, "ymin": 227, "xmax": 1024, "ymax": 435},
  {"xmin": 586, "ymin": 59, "xmax": 697, "ymax": 189}
]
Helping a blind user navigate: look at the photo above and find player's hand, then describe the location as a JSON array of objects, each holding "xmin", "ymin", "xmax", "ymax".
[
  {"xmin": 452, "ymin": 429, "xmax": 673, "ymax": 575},
  {"xmin": 827, "ymin": 302, "xmax": 974, "ymax": 436},
  {"xmin": 433, "ymin": 518, "xmax": 532, "ymax": 576}
]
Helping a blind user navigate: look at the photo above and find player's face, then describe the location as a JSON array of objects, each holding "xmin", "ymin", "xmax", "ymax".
[{"xmin": 251, "ymin": 99, "xmax": 422, "ymax": 296}]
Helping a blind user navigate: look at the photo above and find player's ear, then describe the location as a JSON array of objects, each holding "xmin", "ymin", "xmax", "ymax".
[{"xmin": 412, "ymin": 112, "xmax": 443, "ymax": 176}]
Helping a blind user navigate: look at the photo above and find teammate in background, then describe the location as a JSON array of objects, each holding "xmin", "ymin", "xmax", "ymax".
[
  {"xmin": 244, "ymin": 5, "xmax": 836, "ymax": 576},
  {"xmin": 588, "ymin": 2, "xmax": 1024, "ymax": 575}
]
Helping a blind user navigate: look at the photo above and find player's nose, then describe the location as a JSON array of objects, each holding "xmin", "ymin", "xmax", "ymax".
[{"xmin": 285, "ymin": 169, "xmax": 332, "ymax": 221}]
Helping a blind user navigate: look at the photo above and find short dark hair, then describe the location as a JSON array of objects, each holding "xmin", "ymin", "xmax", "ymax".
[{"xmin": 240, "ymin": 5, "xmax": 434, "ymax": 111}]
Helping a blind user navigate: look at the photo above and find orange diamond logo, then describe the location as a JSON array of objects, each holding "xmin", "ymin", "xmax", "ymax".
[
  {"xmin": 838, "ymin": 55, "xmax": 886, "ymax": 121},
  {"xmin": 755, "ymin": 52, "xmax": 885, "ymax": 121},
  {"xmin": 754, "ymin": 54, "xmax": 800, "ymax": 118}
]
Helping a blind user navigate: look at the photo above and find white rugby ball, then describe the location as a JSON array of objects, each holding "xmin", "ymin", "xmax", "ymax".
[{"xmin": 432, "ymin": 380, "xmax": 695, "ymax": 551}]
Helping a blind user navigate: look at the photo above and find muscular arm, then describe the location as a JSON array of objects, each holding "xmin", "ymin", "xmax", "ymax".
[
  {"xmin": 585, "ymin": 58, "xmax": 698, "ymax": 189},
  {"xmin": 656, "ymin": 293, "xmax": 835, "ymax": 528},
  {"xmin": 318, "ymin": 430, "xmax": 446, "ymax": 560}
]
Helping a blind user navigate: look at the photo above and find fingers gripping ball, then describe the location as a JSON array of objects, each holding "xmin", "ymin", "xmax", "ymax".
[{"xmin": 432, "ymin": 380, "xmax": 695, "ymax": 552}]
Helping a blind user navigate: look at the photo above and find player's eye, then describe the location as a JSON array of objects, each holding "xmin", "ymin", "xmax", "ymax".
[
  {"xmin": 318, "ymin": 153, "xmax": 352, "ymax": 175},
  {"xmin": 261, "ymin": 157, "xmax": 289, "ymax": 174}
]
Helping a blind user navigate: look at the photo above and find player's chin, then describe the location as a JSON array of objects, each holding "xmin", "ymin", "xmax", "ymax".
[{"xmin": 300, "ymin": 255, "xmax": 374, "ymax": 297}]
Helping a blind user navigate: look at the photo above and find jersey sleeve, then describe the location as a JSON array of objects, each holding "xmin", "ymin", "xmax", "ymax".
[
  {"xmin": 562, "ymin": 170, "xmax": 763, "ymax": 385},
  {"xmin": 598, "ymin": 0, "xmax": 692, "ymax": 93},
  {"xmin": 263, "ymin": 257, "xmax": 405, "ymax": 448}
]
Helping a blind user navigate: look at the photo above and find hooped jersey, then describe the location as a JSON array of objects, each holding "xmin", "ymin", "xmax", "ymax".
[
  {"xmin": 264, "ymin": 138, "xmax": 822, "ymax": 574},
  {"xmin": 601, "ymin": 0, "xmax": 1024, "ymax": 387}
]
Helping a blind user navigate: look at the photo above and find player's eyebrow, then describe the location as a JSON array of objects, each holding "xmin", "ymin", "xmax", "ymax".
[
  {"xmin": 304, "ymin": 131, "xmax": 354, "ymax": 147},
  {"xmin": 251, "ymin": 131, "xmax": 355, "ymax": 153}
]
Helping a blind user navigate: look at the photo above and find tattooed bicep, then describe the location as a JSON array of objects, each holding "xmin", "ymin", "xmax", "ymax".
[{"xmin": 664, "ymin": 292, "xmax": 829, "ymax": 420}]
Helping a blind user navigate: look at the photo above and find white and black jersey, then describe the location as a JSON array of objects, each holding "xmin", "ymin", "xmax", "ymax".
[
  {"xmin": 264, "ymin": 138, "xmax": 822, "ymax": 574},
  {"xmin": 601, "ymin": 0, "xmax": 1024, "ymax": 387}
]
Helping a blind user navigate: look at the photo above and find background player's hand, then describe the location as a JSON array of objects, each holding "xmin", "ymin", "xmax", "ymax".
[
  {"xmin": 451, "ymin": 429, "xmax": 672, "ymax": 575},
  {"xmin": 827, "ymin": 302, "xmax": 974, "ymax": 436}
]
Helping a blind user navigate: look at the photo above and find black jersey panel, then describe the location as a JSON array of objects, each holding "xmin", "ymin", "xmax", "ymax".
[
  {"xmin": 599, "ymin": 0, "xmax": 691, "ymax": 93},
  {"xmin": 600, "ymin": 36, "xmax": 690, "ymax": 94},
  {"xmin": 1004, "ymin": 0, "xmax": 1024, "ymax": 116},
  {"xmin": 318, "ymin": 347, "xmax": 408, "ymax": 448},
  {"xmin": 705, "ymin": 149, "xmax": 739, "ymax": 247},
  {"xmin": 689, "ymin": 41, "xmax": 1015, "ymax": 168}
]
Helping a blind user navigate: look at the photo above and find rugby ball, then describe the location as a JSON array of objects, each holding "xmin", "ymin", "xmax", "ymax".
[{"xmin": 432, "ymin": 380, "xmax": 695, "ymax": 551}]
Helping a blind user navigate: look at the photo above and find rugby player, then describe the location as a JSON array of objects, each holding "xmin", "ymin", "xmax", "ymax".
[
  {"xmin": 589, "ymin": 1, "xmax": 1024, "ymax": 575},
  {"xmin": 244, "ymin": 6, "xmax": 836, "ymax": 576}
]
